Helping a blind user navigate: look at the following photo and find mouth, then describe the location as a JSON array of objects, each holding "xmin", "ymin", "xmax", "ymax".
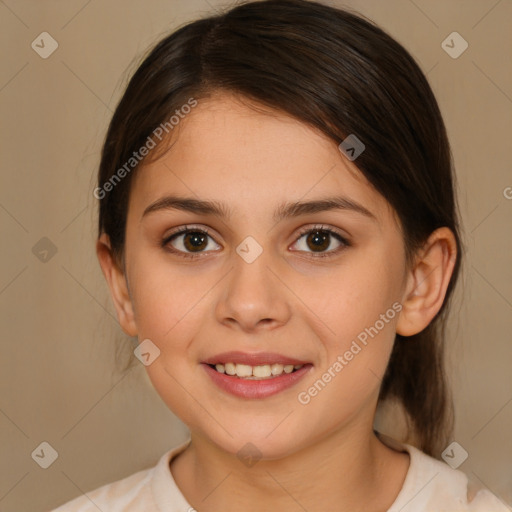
[
  {"xmin": 201, "ymin": 352, "xmax": 313, "ymax": 399},
  {"xmin": 206, "ymin": 362, "xmax": 305, "ymax": 380}
]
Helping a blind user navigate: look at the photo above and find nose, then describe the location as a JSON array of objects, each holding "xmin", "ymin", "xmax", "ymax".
[{"xmin": 215, "ymin": 247, "xmax": 291, "ymax": 334}]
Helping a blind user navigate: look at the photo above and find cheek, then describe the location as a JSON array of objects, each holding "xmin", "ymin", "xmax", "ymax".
[
  {"xmin": 127, "ymin": 249, "xmax": 216, "ymax": 341},
  {"xmin": 311, "ymin": 243, "xmax": 403, "ymax": 392},
  {"xmin": 129, "ymin": 273, "xmax": 213, "ymax": 428},
  {"xmin": 298, "ymin": 278, "xmax": 400, "ymax": 424},
  {"xmin": 321, "ymin": 247, "xmax": 403, "ymax": 341}
]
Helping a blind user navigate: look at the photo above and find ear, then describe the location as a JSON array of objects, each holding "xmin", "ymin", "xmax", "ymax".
[
  {"xmin": 96, "ymin": 233, "xmax": 138, "ymax": 337},
  {"xmin": 396, "ymin": 227, "xmax": 457, "ymax": 337}
]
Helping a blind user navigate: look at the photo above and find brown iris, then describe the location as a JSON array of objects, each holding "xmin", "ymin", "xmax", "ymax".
[
  {"xmin": 306, "ymin": 230, "xmax": 330, "ymax": 252},
  {"xmin": 183, "ymin": 231, "xmax": 208, "ymax": 252}
]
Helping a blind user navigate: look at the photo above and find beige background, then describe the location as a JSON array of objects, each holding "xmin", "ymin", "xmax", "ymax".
[{"xmin": 0, "ymin": 0, "xmax": 511, "ymax": 510}]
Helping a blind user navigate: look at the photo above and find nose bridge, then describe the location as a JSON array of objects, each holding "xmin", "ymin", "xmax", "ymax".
[{"xmin": 215, "ymin": 236, "xmax": 290, "ymax": 331}]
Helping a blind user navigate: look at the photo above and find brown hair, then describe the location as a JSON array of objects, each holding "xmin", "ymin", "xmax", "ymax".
[{"xmin": 97, "ymin": 0, "xmax": 462, "ymax": 457}]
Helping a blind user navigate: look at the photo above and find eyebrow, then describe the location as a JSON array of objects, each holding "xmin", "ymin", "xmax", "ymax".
[{"xmin": 141, "ymin": 194, "xmax": 376, "ymax": 222}]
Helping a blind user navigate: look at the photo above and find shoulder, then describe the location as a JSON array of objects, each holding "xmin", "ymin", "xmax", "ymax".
[
  {"xmin": 50, "ymin": 461, "xmax": 158, "ymax": 512},
  {"xmin": 50, "ymin": 439, "xmax": 191, "ymax": 512},
  {"xmin": 380, "ymin": 434, "xmax": 511, "ymax": 512}
]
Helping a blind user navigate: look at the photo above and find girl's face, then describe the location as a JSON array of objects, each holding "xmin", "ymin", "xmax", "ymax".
[{"xmin": 122, "ymin": 93, "xmax": 410, "ymax": 458}]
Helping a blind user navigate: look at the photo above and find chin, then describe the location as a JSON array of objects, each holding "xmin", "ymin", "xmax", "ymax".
[{"xmin": 199, "ymin": 420, "xmax": 311, "ymax": 462}]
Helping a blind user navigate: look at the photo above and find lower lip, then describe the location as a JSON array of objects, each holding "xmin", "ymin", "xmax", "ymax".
[{"xmin": 202, "ymin": 363, "xmax": 313, "ymax": 399}]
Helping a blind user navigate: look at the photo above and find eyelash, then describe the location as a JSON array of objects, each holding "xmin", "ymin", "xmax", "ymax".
[{"xmin": 161, "ymin": 224, "xmax": 351, "ymax": 260}]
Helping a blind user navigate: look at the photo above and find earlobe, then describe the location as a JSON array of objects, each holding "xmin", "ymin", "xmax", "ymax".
[
  {"xmin": 96, "ymin": 233, "xmax": 138, "ymax": 337},
  {"xmin": 396, "ymin": 227, "xmax": 457, "ymax": 337}
]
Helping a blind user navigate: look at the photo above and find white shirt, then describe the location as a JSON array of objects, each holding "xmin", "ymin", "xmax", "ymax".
[{"xmin": 51, "ymin": 436, "xmax": 511, "ymax": 511}]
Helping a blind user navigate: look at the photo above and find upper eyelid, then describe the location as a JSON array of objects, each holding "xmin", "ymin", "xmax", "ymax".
[
  {"xmin": 163, "ymin": 224, "xmax": 217, "ymax": 242},
  {"xmin": 296, "ymin": 224, "xmax": 348, "ymax": 239}
]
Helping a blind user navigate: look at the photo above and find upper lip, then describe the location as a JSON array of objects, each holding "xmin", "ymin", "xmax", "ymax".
[{"xmin": 202, "ymin": 351, "xmax": 311, "ymax": 366}]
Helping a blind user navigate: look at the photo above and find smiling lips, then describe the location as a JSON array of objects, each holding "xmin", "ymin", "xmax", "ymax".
[{"xmin": 201, "ymin": 351, "xmax": 313, "ymax": 399}]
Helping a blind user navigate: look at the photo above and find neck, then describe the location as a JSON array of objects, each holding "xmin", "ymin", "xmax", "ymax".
[{"xmin": 170, "ymin": 419, "xmax": 409, "ymax": 512}]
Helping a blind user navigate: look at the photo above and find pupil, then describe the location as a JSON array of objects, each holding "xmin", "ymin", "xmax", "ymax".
[
  {"xmin": 308, "ymin": 230, "xmax": 329, "ymax": 251},
  {"xmin": 185, "ymin": 232, "xmax": 207, "ymax": 251}
]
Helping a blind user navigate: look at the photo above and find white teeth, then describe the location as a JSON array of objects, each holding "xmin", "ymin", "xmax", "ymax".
[
  {"xmin": 212, "ymin": 362, "xmax": 304, "ymax": 379},
  {"xmin": 224, "ymin": 362, "xmax": 236, "ymax": 375},
  {"xmin": 253, "ymin": 365, "xmax": 272, "ymax": 378},
  {"xmin": 271, "ymin": 363, "xmax": 284, "ymax": 375},
  {"xmin": 235, "ymin": 364, "xmax": 252, "ymax": 378}
]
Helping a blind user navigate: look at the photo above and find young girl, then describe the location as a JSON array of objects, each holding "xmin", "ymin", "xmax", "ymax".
[{"xmin": 53, "ymin": 0, "xmax": 510, "ymax": 510}]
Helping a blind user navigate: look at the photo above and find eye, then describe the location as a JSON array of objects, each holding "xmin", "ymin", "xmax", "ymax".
[
  {"xmin": 162, "ymin": 225, "xmax": 221, "ymax": 259},
  {"xmin": 162, "ymin": 224, "xmax": 350, "ymax": 260},
  {"xmin": 290, "ymin": 225, "xmax": 350, "ymax": 258}
]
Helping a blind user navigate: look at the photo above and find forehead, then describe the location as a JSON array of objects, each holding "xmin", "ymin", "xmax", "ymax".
[{"xmin": 129, "ymin": 93, "xmax": 394, "ymax": 224}]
